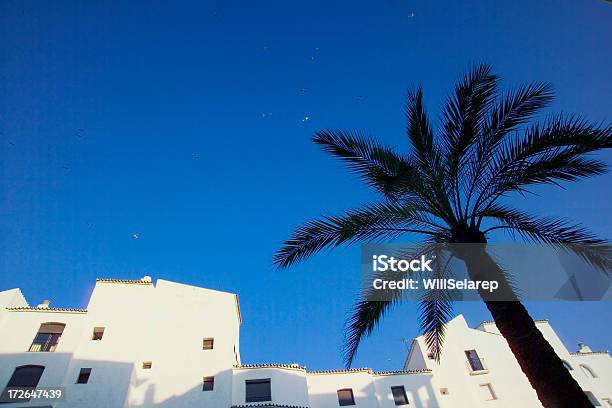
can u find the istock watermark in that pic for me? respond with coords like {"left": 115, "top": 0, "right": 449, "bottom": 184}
{"left": 361, "top": 243, "right": 611, "bottom": 302}
{"left": 371, "top": 254, "right": 433, "bottom": 272}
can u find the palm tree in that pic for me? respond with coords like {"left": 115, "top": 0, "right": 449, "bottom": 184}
{"left": 273, "top": 64, "right": 611, "bottom": 407}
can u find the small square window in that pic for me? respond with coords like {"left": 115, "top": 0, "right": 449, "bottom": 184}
{"left": 203, "top": 376, "right": 214, "bottom": 391}
{"left": 92, "top": 327, "right": 105, "bottom": 341}
{"left": 391, "top": 386, "right": 409, "bottom": 405}
{"left": 337, "top": 388, "right": 356, "bottom": 406}
{"left": 142, "top": 361, "right": 152, "bottom": 369}
{"left": 76, "top": 368, "right": 92, "bottom": 384}
{"left": 203, "top": 338, "right": 214, "bottom": 350}
{"left": 440, "top": 388, "right": 450, "bottom": 395}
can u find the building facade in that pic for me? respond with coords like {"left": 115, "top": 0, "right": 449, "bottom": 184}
{"left": 0, "top": 277, "right": 610, "bottom": 408}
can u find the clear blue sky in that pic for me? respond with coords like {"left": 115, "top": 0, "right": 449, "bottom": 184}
{"left": 1, "top": 0, "right": 610, "bottom": 371}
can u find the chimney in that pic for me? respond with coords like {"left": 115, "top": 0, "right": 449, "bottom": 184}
{"left": 578, "top": 342, "right": 592, "bottom": 353}
{"left": 37, "top": 300, "right": 51, "bottom": 309}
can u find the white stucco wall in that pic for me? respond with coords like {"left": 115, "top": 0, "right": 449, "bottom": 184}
{"left": 0, "top": 278, "right": 610, "bottom": 408}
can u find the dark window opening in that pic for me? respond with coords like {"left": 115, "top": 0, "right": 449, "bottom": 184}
{"left": 2, "top": 365, "right": 45, "bottom": 402}
{"left": 465, "top": 349, "right": 485, "bottom": 371}
{"left": 142, "top": 361, "right": 152, "bottom": 369}
{"left": 337, "top": 388, "right": 356, "bottom": 406}
{"left": 28, "top": 323, "right": 65, "bottom": 352}
{"left": 245, "top": 378, "right": 271, "bottom": 403}
{"left": 203, "top": 338, "right": 214, "bottom": 350}
{"left": 391, "top": 386, "right": 409, "bottom": 405}
{"left": 76, "top": 368, "right": 91, "bottom": 384}
{"left": 202, "top": 376, "right": 214, "bottom": 391}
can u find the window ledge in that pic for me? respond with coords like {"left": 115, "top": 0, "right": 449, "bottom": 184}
{"left": 470, "top": 369, "right": 489, "bottom": 376}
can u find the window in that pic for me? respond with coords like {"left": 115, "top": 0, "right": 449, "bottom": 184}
{"left": 2, "top": 365, "right": 45, "bottom": 402}
{"left": 28, "top": 323, "right": 65, "bottom": 352}
{"left": 92, "top": 327, "right": 105, "bottom": 341}
{"left": 584, "top": 391, "right": 601, "bottom": 406}
{"left": 391, "top": 386, "right": 409, "bottom": 405}
{"left": 337, "top": 389, "right": 356, "bottom": 406}
{"left": 440, "top": 388, "right": 450, "bottom": 395}
{"left": 76, "top": 368, "right": 91, "bottom": 384}
{"left": 580, "top": 364, "right": 598, "bottom": 378}
{"left": 142, "top": 361, "right": 152, "bottom": 369}
{"left": 478, "top": 383, "right": 497, "bottom": 401}
{"left": 202, "top": 376, "right": 214, "bottom": 391}
{"left": 203, "top": 338, "right": 214, "bottom": 350}
{"left": 6, "top": 365, "right": 45, "bottom": 387}
{"left": 465, "top": 349, "right": 485, "bottom": 372}
{"left": 245, "top": 379, "right": 271, "bottom": 403}
{"left": 562, "top": 360, "right": 573, "bottom": 371}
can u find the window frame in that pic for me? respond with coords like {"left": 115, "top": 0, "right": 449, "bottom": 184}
{"left": 28, "top": 323, "right": 66, "bottom": 352}
{"left": 202, "top": 376, "right": 214, "bottom": 391}
{"left": 91, "top": 327, "right": 105, "bottom": 341}
{"left": 478, "top": 383, "right": 497, "bottom": 401}
{"left": 245, "top": 378, "right": 271, "bottom": 403}
{"left": 391, "top": 385, "right": 409, "bottom": 405}
{"left": 337, "top": 388, "right": 356, "bottom": 406}
{"left": 76, "top": 368, "right": 92, "bottom": 384}
{"left": 2, "top": 365, "right": 45, "bottom": 402}
{"left": 202, "top": 337, "right": 214, "bottom": 350}
{"left": 465, "top": 349, "right": 486, "bottom": 372}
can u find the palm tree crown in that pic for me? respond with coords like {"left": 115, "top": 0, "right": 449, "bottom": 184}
{"left": 273, "top": 64, "right": 611, "bottom": 367}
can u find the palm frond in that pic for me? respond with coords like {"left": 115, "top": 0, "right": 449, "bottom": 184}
{"left": 343, "top": 299, "right": 395, "bottom": 368}
{"left": 418, "top": 249, "right": 454, "bottom": 362}
{"left": 406, "top": 86, "right": 439, "bottom": 170}
{"left": 480, "top": 205, "right": 611, "bottom": 271}
{"left": 313, "top": 130, "right": 419, "bottom": 200}
{"left": 473, "top": 116, "right": 612, "bottom": 213}
{"left": 464, "top": 82, "right": 554, "bottom": 220}
{"left": 343, "top": 243, "right": 439, "bottom": 366}
{"left": 442, "top": 63, "right": 499, "bottom": 220}
{"left": 405, "top": 87, "right": 455, "bottom": 225}
{"left": 273, "top": 202, "right": 449, "bottom": 269}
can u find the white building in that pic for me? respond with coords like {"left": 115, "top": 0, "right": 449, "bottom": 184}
{"left": 0, "top": 277, "right": 610, "bottom": 408}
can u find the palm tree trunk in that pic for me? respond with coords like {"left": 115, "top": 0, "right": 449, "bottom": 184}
{"left": 462, "top": 247, "right": 593, "bottom": 408}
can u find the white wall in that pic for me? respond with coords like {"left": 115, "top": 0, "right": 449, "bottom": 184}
{"left": 0, "top": 278, "right": 610, "bottom": 408}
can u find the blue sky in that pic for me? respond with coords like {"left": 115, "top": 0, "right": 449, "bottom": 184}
{"left": 0, "top": 0, "right": 610, "bottom": 370}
